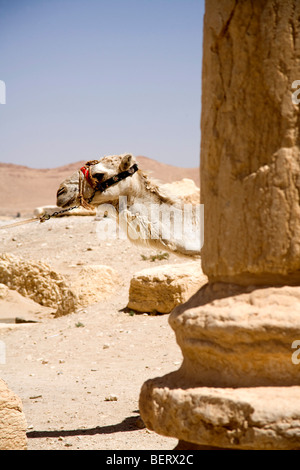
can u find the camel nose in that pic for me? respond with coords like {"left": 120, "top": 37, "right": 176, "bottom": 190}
{"left": 57, "top": 186, "right": 66, "bottom": 197}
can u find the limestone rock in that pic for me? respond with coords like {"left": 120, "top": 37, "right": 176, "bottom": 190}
{"left": 127, "top": 262, "right": 206, "bottom": 314}
{"left": 200, "top": 0, "right": 300, "bottom": 284}
{"left": 69, "top": 265, "right": 120, "bottom": 306}
{"left": 140, "top": 382, "right": 300, "bottom": 450}
{"left": 139, "top": 283, "right": 300, "bottom": 448}
{"left": 169, "top": 283, "right": 300, "bottom": 387}
{"left": 0, "top": 283, "right": 9, "bottom": 299}
{"left": 163, "top": 179, "right": 200, "bottom": 205}
{"left": 0, "top": 378, "right": 27, "bottom": 450}
{"left": 0, "top": 253, "right": 78, "bottom": 316}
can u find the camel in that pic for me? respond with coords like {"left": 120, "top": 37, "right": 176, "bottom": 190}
{"left": 56, "top": 154, "right": 202, "bottom": 256}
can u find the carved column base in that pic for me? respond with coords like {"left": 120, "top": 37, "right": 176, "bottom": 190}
{"left": 139, "top": 284, "right": 300, "bottom": 450}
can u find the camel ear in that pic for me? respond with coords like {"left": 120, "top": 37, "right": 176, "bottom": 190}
{"left": 119, "top": 154, "right": 134, "bottom": 172}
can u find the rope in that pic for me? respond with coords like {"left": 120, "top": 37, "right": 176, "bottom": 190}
{"left": 0, "top": 217, "right": 41, "bottom": 230}
{"left": 0, "top": 205, "right": 81, "bottom": 230}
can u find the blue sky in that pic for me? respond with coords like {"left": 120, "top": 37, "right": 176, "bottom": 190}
{"left": 0, "top": 0, "right": 204, "bottom": 169}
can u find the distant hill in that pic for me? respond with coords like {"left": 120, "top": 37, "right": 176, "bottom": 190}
{"left": 0, "top": 156, "right": 199, "bottom": 217}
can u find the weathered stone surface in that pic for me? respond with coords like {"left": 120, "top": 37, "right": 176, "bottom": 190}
{"left": 169, "top": 283, "right": 300, "bottom": 387}
{"left": 0, "top": 378, "right": 27, "bottom": 450}
{"left": 139, "top": 283, "right": 300, "bottom": 448}
{"left": 200, "top": 0, "right": 300, "bottom": 284}
{"left": 163, "top": 179, "right": 200, "bottom": 205}
{"left": 69, "top": 265, "right": 120, "bottom": 306}
{"left": 140, "top": 382, "right": 300, "bottom": 450}
{"left": 0, "top": 283, "right": 9, "bottom": 299}
{"left": 0, "top": 253, "right": 78, "bottom": 316}
{"left": 127, "top": 262, "right": 206, "bottom": 314}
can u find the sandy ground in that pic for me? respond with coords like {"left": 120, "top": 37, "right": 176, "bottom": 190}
{"left": 0, "top": 214, "right": 196, "bottom": 450}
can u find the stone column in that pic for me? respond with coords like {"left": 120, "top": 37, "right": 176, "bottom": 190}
{"left": 201, "top": 0, "right": 300, "bottom": 285}
{"left": 139, "top": 0, "right": 300, "bottom": 450}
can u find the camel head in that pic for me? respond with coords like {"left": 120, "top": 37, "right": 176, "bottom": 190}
{"left": 56, "top": 153, "right": 138, "bottom": 209}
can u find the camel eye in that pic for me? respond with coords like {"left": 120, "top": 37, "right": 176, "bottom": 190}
{"left": 94, "top": 173, "right": 105, "bottom": 181}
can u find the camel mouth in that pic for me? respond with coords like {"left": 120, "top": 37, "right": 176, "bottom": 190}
{"left": 57, "top": 195, "right": 77, "bottom": 209}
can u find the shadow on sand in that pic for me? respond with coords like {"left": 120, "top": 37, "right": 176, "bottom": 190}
{"left": 27, "top": 415, "right": 144, "bottom": 439}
